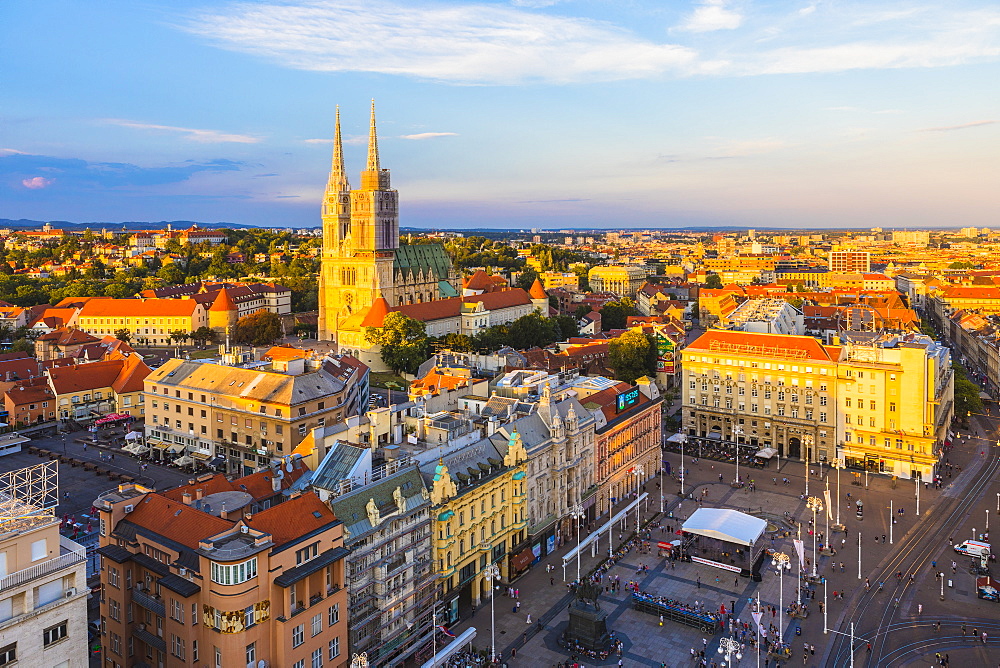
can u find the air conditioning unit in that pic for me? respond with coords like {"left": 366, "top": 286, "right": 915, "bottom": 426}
{"left": 124, "top": 504, "right": 134, "bottom": 513}
{"left": 179, "top": 567, "right": 187, "bottom": 577}
{"left": 65, "top": 588, "right": 77, "bottom": 598}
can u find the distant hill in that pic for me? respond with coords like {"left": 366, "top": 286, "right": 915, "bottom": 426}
{"left": 0, "top": 218, "right": 263, "bottom": 231}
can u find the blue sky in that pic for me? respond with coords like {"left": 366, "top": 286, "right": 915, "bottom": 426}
{"left": 2, "top": 0, "right": 999, "bottom": 229}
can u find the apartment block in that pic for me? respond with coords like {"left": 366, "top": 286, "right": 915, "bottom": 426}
{"left": 94, "top": 479, "right": 349, "bottom": 668}
{"left": 143, "top": 354, "right": 368, "bottom": 476}
{"left": 0, "top": 463, "right": 89, "bottom": 668}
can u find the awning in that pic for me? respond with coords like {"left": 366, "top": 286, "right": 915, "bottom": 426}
{"left": 980, "top": 391, "right": 992, "bottom": 400}
{"left": 152, "top": 441, "right": 170, "bottom": 450}
{"left": 511, "top": 547, "right": 535, "bottom": 571}
{"left": 755, "top": 447, "right": 778, "bottom": 459}
{"left": 173, "top": 455, "right": 195, "bottom": 467}
{"left": 209, "top": 456, "right": 226, "bottom": 468}
{"left": 682, "top": 508, "right": 767, "bottom": 547}
{"left": 189, "top": 451, "right": 211, "bottom": 461}
{"left": 666, "top": 433, "right": 687, "bottom": 444}
{"left": 166, "top": 443, "right": 186, "bottom": 454}
{"left": 131, "top": 446, "right": 149, "bottom": 455}
{"left": 125, "top": 430, "right": 144, "bottom": 440}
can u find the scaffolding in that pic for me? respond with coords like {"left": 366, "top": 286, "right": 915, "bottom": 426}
{"left": 0, "top": 461, "right": 59, "bottom": 535}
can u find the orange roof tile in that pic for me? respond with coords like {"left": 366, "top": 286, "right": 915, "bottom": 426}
{"left": 209, "top": 286, "right": 237, "bottom": 312}
{"left": 464, "top": 269, "right": 493, "bottom": 291}
{"left": 361, "top": 295, "right": 391, "bottom": 328}
{"left": 124, "top": 494, "right": 232, "bottom": 550}
{"left": 686, "top": 330, "right": 836, "bottom": 362}
{"left": 78, "top": 299, "right": 200, "bottom": 318}
{"left": 246, "top": 493, "right": 337, "bottom": 547}
{"left": 529, "top": 278, "right": 548, "bottom": 299}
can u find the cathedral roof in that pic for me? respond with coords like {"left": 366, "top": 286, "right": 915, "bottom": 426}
{"left": 394, "top": 243, "right": 453, "bottom": 282}
{"left": 529, "top": 278, "right": 548, "bottom": 300}
{"left": 361, "top": 295, "right": 391, "bottom": 328}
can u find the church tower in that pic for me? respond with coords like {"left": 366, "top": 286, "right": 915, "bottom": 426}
{"left": 319, "top": 101, "right": 399, "bottom": 341}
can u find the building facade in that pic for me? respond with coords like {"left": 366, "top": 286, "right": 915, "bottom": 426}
{"left": 94, "top": 482, "right": 349, "bottom": 668}
{"left": 828, "top": 251, "right": 871, "bottom": 274}
{"left": 0, "top": 463, "right": 89, "bottom": 668}
{"left": 680, "top": 329, "right": 953, "bottom": 479}
{"left": 75, "top": 299, "right": 209, "bottom": 346}
{"left": 423, "top": 430, "right": 528, "bottom": 623}
{"left": 143, "top": 354, "right": 368, "bottom": 475}
{"left": 587, "top": 266, "right": 648, "bottom": 298}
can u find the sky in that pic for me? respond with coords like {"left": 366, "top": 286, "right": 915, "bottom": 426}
{"left": 2, "top": 0, "right": 999, "bottom": 230}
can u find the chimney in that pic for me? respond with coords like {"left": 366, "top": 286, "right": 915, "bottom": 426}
{"left": 220, "top": 502, "right": 229, "bottom": 521}
{"left": 271, "top": 476, "right": 281, "bottom": 493}
{"left": 182, "top": 491, "right": 192, "bottom": 506}
{"left": 195, "top": 488, "right": 204, "bottom": 501}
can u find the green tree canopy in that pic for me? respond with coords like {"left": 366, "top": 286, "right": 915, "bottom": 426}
{"left": 365, "top": 312, "right": 430, "bottom": 375}
{"left": 114, "top": 328, "right": 132, "bottom": 343}
{"left": 599, "top": 298, "right": 638, "bottom": 331}
{"left": 607, "top": 330, "right": 658, "bottom": 384}
{"left": 703, "top": 273, "right": 724, "bottom": 289}
{"left": 233, "top": 310, "right": 282, "bottom": 346}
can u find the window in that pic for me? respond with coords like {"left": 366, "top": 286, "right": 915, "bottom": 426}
{"left": 210, "top": 557, "right": 257, "bottom": 585}
{"left": 296, "top": 543, "right": 319, "bottom": 565}
{"left": 312, "top": 647, "right": 323, "bottom": 668}
{"left": 294, "top": 661, "right": 305, "bottom": 668}
{"left": 171, "top": 635, "right": 185, "bottom": 660}
{"left": 0, "top": 643, "right": 15, "bottom": 666}
{"left": 171, "top": 599, "right": 184, "bottom": 623}
{"left": 311, "top": 613, "right": 322, "bottom": 637}
{"left": 328, "top": 637, "right": 341, "bottom": 660}
{"left": 820, "top": 396, "right": 827, "bottom": 406}
{"left": 110, "top": 632, "right": 121, "bottom": 655}
{"left": 298, "top": 424, "right": 308, "bottom": 436}
{"left": 43, "top": 621, "right": 68, "bottom": 646}
{"left": 246, "top": 642, "right": 256, "bottom": 665}
{"left": 328, "top": 603, "right": 340, "bottom": 626}
{"left": 31, "top": 538, "right": 47, "bottom": 561}
{"left": 845, "top": 398, "right": 852, "bottom": 408}
{"left": 292, "top": 624, "right": 304, "bottom": 648}
{"left": 109, "top": 598, "right": 121, "bottom": 621}
{"left": 889, "top": 402, "right": 896, "bottom": 412}
{"left": 108, "top": 566, "right": 119, "bottom": 588}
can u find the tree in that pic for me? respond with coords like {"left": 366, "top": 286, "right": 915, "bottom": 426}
{"left": 10, "top": 338, "right": 34, "bottom": 354}
{"left": 435, "top": 332, "right": 473, "bottom": 352}
{"left": 703, "top": 273, "right": 724, "bottom": 289}
{"left": 114, "top": 328, "right": 132, "bottom": 343}
{"left": 607, "top": 330, "right": 658, "bottom": 384}
{"left": 552, "top": 314, "right": 579, "bottom": 340}
{"left": 574, "top": 304, "right": 591, "bottom": 319}
{"left": 599, "top": 298, "right": 638, "bottom": 331}
{"left": 515, "top": 268, "right": 539, "bottom": 291}
{"left": 233, "top": 310, "right": 282, "bottom": 346}
{"left": 365, "top": 312, "right": 429, "bottom": 375}
{"left": 506, "top": 312, "right": 559, "bottom": 350}
{"left": 191, "top": 326, "right": 217, "bottom": 347}
{"left": 952, "top": 363, "right": 983, "bottom": 422}
{"left": 169, "top": 330, "right": 190, "bottom": 345}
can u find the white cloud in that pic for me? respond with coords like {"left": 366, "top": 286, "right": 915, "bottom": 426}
{"left": 1, "top": 148, "right": 27, "bottom": 155}
{"left": 918, "top": 120, "right": 996, "bottom": 132}
{"left": 401, "top": 132, "right": 458, "bottom": 140}
{"left": 677, "top": 0, "right": 744, "bottom": 33}
{"left": 304, "top": 138, "right": 333, "bottom": 144}
{"left": 179, "top": 1, "right": 1000, "bottom": 84}
{"left": 22, "top": 176, "right": 53, "bottom": 189}
{"left": 106, "top": 119, "right": 260, "bottom": 143}
{"left": 181, "top": 1, "right": 698, "bottom": 85}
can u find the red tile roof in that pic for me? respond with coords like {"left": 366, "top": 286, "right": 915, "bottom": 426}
{"left": 246, "top": 493, "right": 337, "bottom": 547}
{"left": 361, "top": 295, "right": 391, "bottom": 328}
{"left": 529, "top": 278, "right": 548, "bottom": 300}
{"left": 686, "top": 330, "right": 837, "bottom": 362}
{"left": 125, "top": 494, "right": 232, "bottom": 549}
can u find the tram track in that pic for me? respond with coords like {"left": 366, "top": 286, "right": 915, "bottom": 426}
{"left": 826, "top": 439, "right": 1000, "bottom": 666}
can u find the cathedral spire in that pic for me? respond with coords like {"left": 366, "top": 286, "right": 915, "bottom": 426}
{"left": 326, "top": 106, "right": 349, "bottom": 196}
{"left": 366, "top": 98, "right": 380, "bottom": 173}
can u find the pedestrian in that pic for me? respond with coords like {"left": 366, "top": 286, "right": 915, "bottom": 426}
{"left": 810, "top": 644, "right": 815, "bottom": 655}
{"left": 962, "top": 623, "right": 967, "bottom": 636}
{"left": 840, "top": 562, "right": 845, "bottom": 573}
{"left": 983, "top": 631, "right": 988, "bottom": 644}
{"left": 697, "top": 576, "right": 701, "bottom": 589}
{"left": 526, "top": 614, "right": 531, "bottom": 624}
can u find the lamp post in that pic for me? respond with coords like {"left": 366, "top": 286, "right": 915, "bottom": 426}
{"left": 679, "top": 433, "right": 687, "bottom": 496}
{"left": 569, "top": 504, "right": 584, "bottom": 584}
{"left": 772, "top": 552, "right": 791, "bottom": 643}
{"left": 718, "top": 636, "right": 742, "bottom": 667}
{"left": 350, "top": 653, "right": 368, "bottom": 668}
{"left": 820, "top": 480, "right": 833, "bottom": 555}
{"left": 734, "top": 426, "right": 743, "bottom": 486}
{"left": 633, "top": 464, "right": 645, "bottom": 532}
{"left": 483, "top": 563, "right": 500, "bottom": 664}
{"left": 916, "top": 474, "right": 920, "bottom": 515}
{"left": 804, "top": 435, "right": 813, "bottom": 498}
{"left": 889, "top": 500, "right": 893, "bottom": 545}
{"left": 807, "top": 496, "right": 823, "bottom": 577}
{"left": 832, "top": 458, "right": 845, "bottom": 531}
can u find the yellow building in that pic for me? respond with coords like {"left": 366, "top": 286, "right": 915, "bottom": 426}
{"left": 541, "top": 271, "right": 580, "bottom": 290}
{"left": 423, "top": 431, "right": 528, "bottom": 623}
{"left": 680, "top": 330, "right": 952, "bottom": 479}
{"left": 74, "top": 298, "right": 209, "bottom": 346}
{"left": 587, "top": 265, "right": 648, "bottom": 298}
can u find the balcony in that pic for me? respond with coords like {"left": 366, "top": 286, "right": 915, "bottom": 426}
{"left": 0, "top": 535, "right": 86, "bottom": 593}
{"left": 131, "top": 587, "right": 166, "bottom": 617}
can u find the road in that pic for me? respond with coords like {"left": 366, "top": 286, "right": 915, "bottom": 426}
{"left": 826, "top": 412, "right": 1000, "bottom": 666}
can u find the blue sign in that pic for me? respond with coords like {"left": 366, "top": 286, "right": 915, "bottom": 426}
{"left": 616, "top": 388, "right": 641, "bottom": 412}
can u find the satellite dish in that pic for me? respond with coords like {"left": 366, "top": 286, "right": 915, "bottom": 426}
{"left": 286, "top": 460, "right": 294, "bottom": 473}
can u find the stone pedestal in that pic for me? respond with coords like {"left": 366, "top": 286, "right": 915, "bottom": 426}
{"left": 566, "top": 605, "right": 613, "bottom": 652}
{"left": 831, "top": 523, "right": 847, "bottom": 533}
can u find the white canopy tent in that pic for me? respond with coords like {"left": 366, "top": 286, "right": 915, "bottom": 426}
{"left": 682, "top": 508, "right": 766, "bottom": 547}
{"left": 754, "top": 447, "right": 778, "bottom": 459}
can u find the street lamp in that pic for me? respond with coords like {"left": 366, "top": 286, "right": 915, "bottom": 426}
{"left": 806, "top": 496, "right": 823, "bottom": 577}
{"left": 350, "top": 653, "right": 368, "bottom": 668}
{"left": 633, "top": 464, "right": 645, "bottom": 532}
{"left": 679, "top": 433, "right": 687, "bottom": 496}
{"left": 804, "top": 435, "right": 813, "bottom": 497}
{"left": 733, "top": 426, "right": 743, "bottom": 486}
{"left": 569, "top": 505, "right": 584, "bottom": 584}
{"left": 832, "top": 458, "right": 845, "bottom": 531}
{"left": 483, "top": 563, "right": 500, "bottom": 663}
{"left": 771, "top": 552, "right": 791, "bottom": 643}
{"left": 718, "top": 636, "right": 742, "bottom": 667}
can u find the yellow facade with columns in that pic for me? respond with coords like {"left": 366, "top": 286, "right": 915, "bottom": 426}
{"left": 425, "top": 432, "right": 528, "bottom": 623}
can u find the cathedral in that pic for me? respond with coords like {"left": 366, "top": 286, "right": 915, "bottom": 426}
{"left": 318, "top": 102, "right": 460, "bottom": 361}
